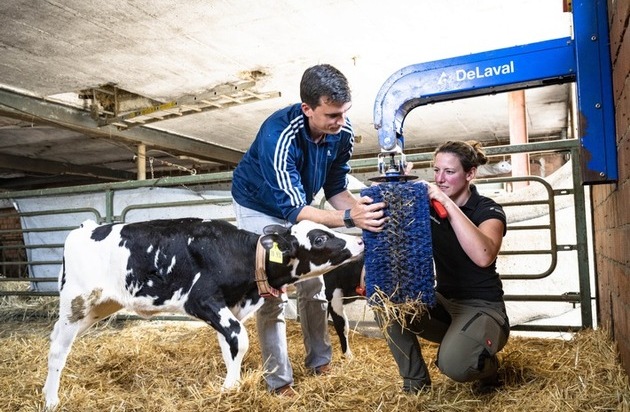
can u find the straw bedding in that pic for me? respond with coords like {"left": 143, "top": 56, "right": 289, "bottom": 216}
{"left": 0, "top": 295, "right": 628, "bottom": 412}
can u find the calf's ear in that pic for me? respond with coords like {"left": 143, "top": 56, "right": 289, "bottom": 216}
{"left": 262, "top": 224, "right": 289, "bottom": 236}
{"left": 259, "top": 235, "right": 275, "bottom": 249}
{"left": 259, "top": 234, "right": 294, "bottom": 255}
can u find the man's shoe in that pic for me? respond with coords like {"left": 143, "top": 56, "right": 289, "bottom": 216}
{"left": 313, "top": 363, "right": 331, "bottom": 375}
{"left": 273, "top": 384, "right": 297, "bottom": 397}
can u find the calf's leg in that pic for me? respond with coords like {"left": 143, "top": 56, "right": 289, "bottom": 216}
{"left": 216, "top": 324, "right": 249, "bottom": 389}
{"left": 43, "top": 300, "right": 121, "bottom": 410}
{"left": 328, "top": 290, "right": 353, "bottom": 359}
{"left": 193, "top": 304, "right": 249, "bottom": 390}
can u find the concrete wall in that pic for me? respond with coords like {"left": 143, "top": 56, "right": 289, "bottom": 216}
{"left": 593, "top": 0, "right": 630, "bottom": 376}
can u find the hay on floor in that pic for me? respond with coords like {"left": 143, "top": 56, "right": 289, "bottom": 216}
{"left": 0, "top": 297, "right": 629, "bottom": 412}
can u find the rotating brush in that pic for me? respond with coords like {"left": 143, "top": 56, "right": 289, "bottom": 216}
{"left": 361, "top": 181, "right": 437, "bottom": 308}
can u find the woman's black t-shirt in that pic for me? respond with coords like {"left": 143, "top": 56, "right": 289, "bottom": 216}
{"left": 430, "top": 185, "right": 507, "bottom": 302}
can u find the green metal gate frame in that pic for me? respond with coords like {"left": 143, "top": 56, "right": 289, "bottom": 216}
{"left": 0, "top": 139, "right": 592, "bottom": 332}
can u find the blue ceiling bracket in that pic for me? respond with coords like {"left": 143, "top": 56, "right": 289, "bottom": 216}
{"left": 373, "top": 0, "right": 617, "bottom": 184}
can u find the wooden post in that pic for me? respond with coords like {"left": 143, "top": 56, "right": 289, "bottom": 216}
{"left": 508, "top": 90, "right": 529, "bottom": 190}
{"left": 137, "top": 144, "right": 146, "bottom": 180}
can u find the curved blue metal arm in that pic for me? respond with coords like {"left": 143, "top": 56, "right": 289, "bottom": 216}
{"left": 373, "top": 37, "right": 576, "bottom": 152}
{"left": 372, "top": 0, "right": 616, "bottom": 184}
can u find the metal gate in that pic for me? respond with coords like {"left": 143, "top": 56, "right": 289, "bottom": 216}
{"left": 0, "top": 139, "right": 593, "bottom": 332}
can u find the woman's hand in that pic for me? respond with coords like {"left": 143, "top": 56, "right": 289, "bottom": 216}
{"left": 420, "top": 180, "right": 450, "bottom": 218}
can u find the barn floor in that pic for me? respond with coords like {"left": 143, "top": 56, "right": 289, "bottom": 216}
{"left": 0, "top": 297, "right": 629, "bottom": 412}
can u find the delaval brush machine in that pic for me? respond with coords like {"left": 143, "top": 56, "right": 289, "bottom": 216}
{"left": 361, "top": 0, "right": 617, "bottom": 311}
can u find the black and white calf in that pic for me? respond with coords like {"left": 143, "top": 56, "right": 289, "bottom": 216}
{"left": 323, "top": 257, "right": 365, "bottom": 359}
{"left": 43, "top": 218, "right": 363, "bottom": 410}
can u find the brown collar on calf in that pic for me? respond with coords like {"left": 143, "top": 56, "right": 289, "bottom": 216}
{"left": 255, "top": 236, "right": 284, "bottom": 298}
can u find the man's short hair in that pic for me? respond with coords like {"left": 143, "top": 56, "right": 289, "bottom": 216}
{"left": 300, "top": 64, "right": 351, "bottom": 108}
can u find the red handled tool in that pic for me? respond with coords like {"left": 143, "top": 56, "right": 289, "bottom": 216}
{"left": 431, "top": 199, "right": 448, "bottom": 218}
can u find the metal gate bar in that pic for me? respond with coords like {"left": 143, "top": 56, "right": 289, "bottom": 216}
{"left": 0, "top": 140, "right": 593, "bottom": 332}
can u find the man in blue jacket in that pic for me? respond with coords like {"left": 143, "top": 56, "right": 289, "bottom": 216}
{"left": 232, "top": 64, "right": 386, "bottom": 395}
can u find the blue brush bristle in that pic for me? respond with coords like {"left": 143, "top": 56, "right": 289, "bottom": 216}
{"left": 361, "top": 182, "right": 436, "bottom": 307}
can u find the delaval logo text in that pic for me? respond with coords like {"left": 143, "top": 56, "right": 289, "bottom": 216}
{"left": 438, "top": 60, "right": 516, "bottom": 85}
{"left": 455, "top": 60, "right": 515, "bottom": 81}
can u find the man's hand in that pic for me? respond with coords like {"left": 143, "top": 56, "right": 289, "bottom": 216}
{"left": 349, "top": 196, "right": 387, "bottom": 232}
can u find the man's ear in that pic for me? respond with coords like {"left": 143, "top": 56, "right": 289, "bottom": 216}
{"left": 301, "top": 102, "right": 313, "bottom": 117}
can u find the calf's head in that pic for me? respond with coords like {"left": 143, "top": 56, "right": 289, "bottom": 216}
{"left": 259, "top": 220, "right": 363, "bottom": 288}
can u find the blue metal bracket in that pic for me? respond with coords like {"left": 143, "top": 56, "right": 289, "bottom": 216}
{"left": 373, "top": 0, "right": 617, "bottom": 184}
{"left": 573, "top": 0, "right": 616, "bottom": 183}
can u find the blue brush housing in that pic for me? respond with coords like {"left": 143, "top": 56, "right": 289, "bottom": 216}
{"left": 361, "top": 182, "right": 436, "bottom": 307}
